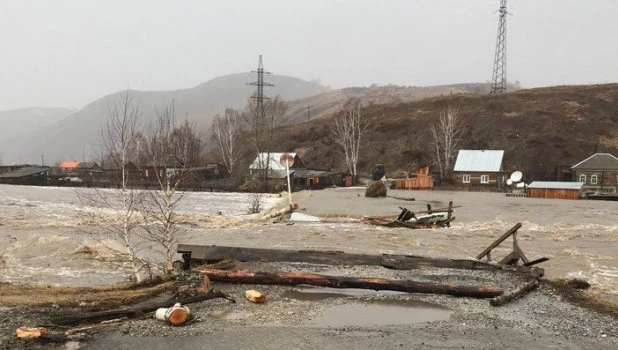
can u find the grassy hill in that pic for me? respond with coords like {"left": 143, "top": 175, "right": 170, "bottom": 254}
{"left": 275, "top": 83, "right": 618, "bottom": 181}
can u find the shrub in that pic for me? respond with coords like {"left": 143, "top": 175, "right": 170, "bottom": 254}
{"left": 365, "top": 181, "right": 387, "bottom": 197}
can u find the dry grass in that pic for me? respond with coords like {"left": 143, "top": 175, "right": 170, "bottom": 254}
{"left": 544, "top": 278, "right": 618, "bottom": 317}
{"left": 0, "top": 279, "right": 173, "bottom": 307}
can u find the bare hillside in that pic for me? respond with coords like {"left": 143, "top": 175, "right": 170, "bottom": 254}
{"left": 285, "top": 82, "right": 520, "bottom": 124}
{"left": 277, "top": 83, "right": 618, "bottom": 180}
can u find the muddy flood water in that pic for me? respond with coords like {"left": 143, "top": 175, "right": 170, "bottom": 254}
{"left": 0, "top": 184, "right": 616, "bottom": 304}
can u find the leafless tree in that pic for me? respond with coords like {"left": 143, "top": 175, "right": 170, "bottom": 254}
{"left": 142, "top": 103, "right": 202, "bottom": 276}
{"left": 243, "top": 95, "right": 288, "bottom": 190}
{"left": 211, "top": 108, "right": 243, "bottom": 174}
{"left": 331, "top": 98, "right": 370, "bottom": 181}
{"left": 430, "top": 108, "right": 465, "bottom": 182}
{"left": 79, "top": 91, "right": 148, "bottom": 282}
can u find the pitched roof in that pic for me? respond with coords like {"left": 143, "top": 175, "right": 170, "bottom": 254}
{"left": 76, "top": 162, "right": 99, "bottom": 169}
{"left": 249, "top": 152, "right": 298, "bottom": 171}
{"left": 527, "top": 181, "right": 584, "bottom": 190}
{"left": 571, "top": 153, "right": 618, "bottom": 170}
{"left": 453, "top": 150, "right": 504, "bottom": 172}
{"left": 58, "top": 161, "right": 79, "bottom": 168}
{"left": 291, "top": 169, "right": 336, "bottom": 178}
{"left": 0, "top": 166, "right": 50, "bottom": 178}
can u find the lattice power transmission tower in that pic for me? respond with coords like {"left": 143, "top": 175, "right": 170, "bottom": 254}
{"left": 248, "top": 55, "right": 274, "bottom": 117}
{"left": 490, "top": 0, "right": 508, "bottom": 94}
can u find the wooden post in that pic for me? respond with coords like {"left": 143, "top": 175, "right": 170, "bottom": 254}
{"left": 476, "top": 223, "right": 522, "bottom": 261}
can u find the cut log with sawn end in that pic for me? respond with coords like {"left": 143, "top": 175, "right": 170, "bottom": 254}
{"left": 52, "top": 290, "right": 235, "bottom": 326}
{"left": 195, "top": 268, "right": 504, "bottom": 299}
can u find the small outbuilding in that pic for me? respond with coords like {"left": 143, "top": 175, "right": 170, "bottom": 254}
{"left": 394, "top": 166, "right": 433, "bottom": 190}
{"left": 526, "top": 181, "right": 583, "bottom": 200}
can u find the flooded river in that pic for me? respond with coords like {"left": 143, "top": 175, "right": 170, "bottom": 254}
{"left": 0, "top": 185, "right": 616, "bottom": 303}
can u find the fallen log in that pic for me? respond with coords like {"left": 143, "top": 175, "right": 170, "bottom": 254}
{"left": 177, "top": 245, "right": 540, "bottom": 275}
{"left": 490, "top": 280, "right": 539, "bottom": 306}
{"left": 52, "top": 290, "right": 235, "bottom": 326}
{"left": 196, "top": 268, "right": 504, "bottom": 299}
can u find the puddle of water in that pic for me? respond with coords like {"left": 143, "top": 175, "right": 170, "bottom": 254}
{"left": 308, "top": 299, "right": 452, "bottom": 327}
{"left": 282, "top": 288, "right": 406, "bottom": 301}
{"left": 283, "top": 288, "right": 453, "bottom": 327}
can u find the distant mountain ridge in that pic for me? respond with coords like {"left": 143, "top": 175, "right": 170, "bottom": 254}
{"left": 0, "top": 73, "right": 328, "bottom": 164}
{"left": 0, "top": 73, "right": 522, "bottom": 166}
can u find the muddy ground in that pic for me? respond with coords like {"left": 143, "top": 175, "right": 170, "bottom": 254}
{"left": 0, "top": 185, "right": 617, "bottom": 349}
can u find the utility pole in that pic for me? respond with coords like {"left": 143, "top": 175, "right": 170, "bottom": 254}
{"left": 247, "top": 55, "right": 275, "bottom": 190}
{"left": 248, "top": 55, "right": 274, "bottom": 119}
{"left": 307, "top": 106, "right": 311, "bottom": 122}
{"left": 490, "top": 0, "right": 508, "bottom": 94}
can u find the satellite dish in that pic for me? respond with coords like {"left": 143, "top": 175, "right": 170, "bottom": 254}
{"left": 510, "top": 171, "right": 523, "bottom": 182}
{"left": 506, "top": 179, "right": 513, "bottom": 185}
{"left": 516, "top": 182, "right": 525, "bottom": 188}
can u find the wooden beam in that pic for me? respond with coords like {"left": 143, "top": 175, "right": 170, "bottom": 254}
{"left": 476, "top": 223, "right": 522, "bottom": 260}
{"left": 196, "top": 268, "right": 504, "bottom": 299}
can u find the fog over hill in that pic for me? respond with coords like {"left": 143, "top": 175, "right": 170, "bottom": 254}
{"left": 0, "top": 73, "right": 327, "bottom": 164}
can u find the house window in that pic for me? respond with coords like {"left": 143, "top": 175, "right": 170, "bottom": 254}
{"left": 590, "top": 174, "right": 598, "bottom": 185}
{"left": 480, "top": 175, "right": 489, "bottom": 184}
{"left": 462, "top": 174, "right": 471, "bottom": 183}
{"left": 578, "top": 174, "right": 586, "bottom": 183}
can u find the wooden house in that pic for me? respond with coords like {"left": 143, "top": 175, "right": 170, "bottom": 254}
{"left": 453, "top": 150, "right": 506, "bottom": 187}
{"left": 56, "top": 160, "right": 80, "bottom": 176}
{"left": 249, "top": 152, "right": 305, "bottom": 179}
{"left": 290, "top": 169, "right": 343, "bottom": 189}
{"left": 526, "top": 181, "right": 583, "bottom": 200}
{"left": 0, "top": 166, "right": 50, "bottom": 185}
{"left": 75, "top": 162, "right": 103, "bottom": 180}
{"left": 571, "top": 153, "right": 618, "bottom": 193}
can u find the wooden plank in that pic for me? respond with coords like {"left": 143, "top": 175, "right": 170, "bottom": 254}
{"left": 476, "top": 223, "right": 522, "bottom": 260}
{"left": 523, "top": 257, "right": 550, "bottom": 266}
{"left": 178, "top": 245, "right": 538, "bottom": 274}
{"left": 178, "top": 244, "right": 382, "bottom": 265}
{"left": 196, "top": 268, "right": 504, "bottom": 299}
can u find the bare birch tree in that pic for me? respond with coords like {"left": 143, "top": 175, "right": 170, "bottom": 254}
{"left": 331, "top": 98, "right": 370, "bottom": 182}
{"left": 430, "top": 108, "right": 465, "bottom": 182}
{"left": 211, "top": 108, "right": 243, "bottom": 174}
{"left": 243, "top": 95, "right": 288, "bottom": 190}
{"left": 79, "top": 91, "right": 147, "bottom": 282}
{"left": 142, "top": 104, "right": 202, "bottom": 276}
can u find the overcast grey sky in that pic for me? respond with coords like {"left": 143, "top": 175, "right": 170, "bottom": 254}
{"left": 1, "top": 0, "right": 616, "bottom": 111}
